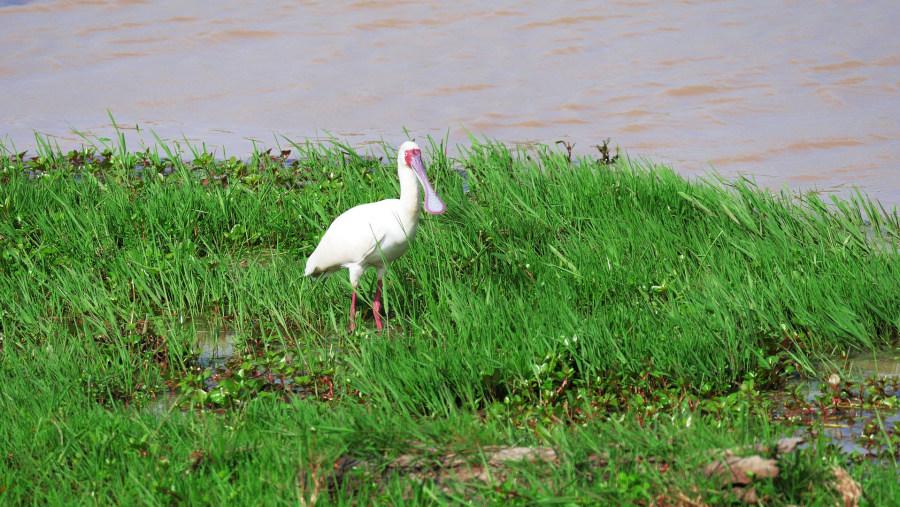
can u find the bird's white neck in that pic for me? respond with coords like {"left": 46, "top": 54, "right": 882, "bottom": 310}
{"left": 398, "top": 165, "right": 422, "bottom": 221}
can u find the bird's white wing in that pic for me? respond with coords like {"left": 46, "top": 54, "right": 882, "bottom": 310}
{"left": 304, "top": 200, "right": 400, "bottom": 276}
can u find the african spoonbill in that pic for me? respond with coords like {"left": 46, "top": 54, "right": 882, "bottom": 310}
{"left": 304, "top": 141, "right": 446, "bottom": 331}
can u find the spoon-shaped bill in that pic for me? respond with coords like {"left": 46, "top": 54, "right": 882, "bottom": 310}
{"left": 409, "top": 153, "right": 446, "bottom": 215}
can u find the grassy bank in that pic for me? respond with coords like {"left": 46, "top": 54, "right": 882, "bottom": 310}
{"left": 1, "top": 132, "right": 899, "bottom": 504}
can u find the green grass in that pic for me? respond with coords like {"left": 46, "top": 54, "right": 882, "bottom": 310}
{"left": 1, "top": 129, "right": 899, "bottom": 504}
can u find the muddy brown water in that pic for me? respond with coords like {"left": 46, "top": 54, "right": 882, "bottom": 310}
{"left": 2, "top": 1, "right": 899, "bottom": 204}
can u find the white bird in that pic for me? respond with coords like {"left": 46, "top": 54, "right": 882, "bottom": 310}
{"left": 304, "top": 141, "right": 446, "bottom": 331}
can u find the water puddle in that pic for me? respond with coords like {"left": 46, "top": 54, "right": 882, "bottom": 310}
{"left": 771, "top": 353, "right": 900, "bottom": 460}
{"left": 195, "top": 324, "right": 235, "bottom": 369}
{"left": 844, "top": 355, "right": 900, "bottom": 377}
{"left": 146, "top": 321, "right": 341, "bottom": 415}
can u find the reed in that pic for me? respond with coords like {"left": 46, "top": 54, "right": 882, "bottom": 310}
{"left": 1, "top": 131, "right": 898, "bottom": 503}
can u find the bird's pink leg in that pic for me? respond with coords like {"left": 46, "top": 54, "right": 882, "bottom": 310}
{"left": 349, "top": 289, "right": 357, "bottom": 332}
{"left": 372, "top": 279, "right": 383, "bottom": 330}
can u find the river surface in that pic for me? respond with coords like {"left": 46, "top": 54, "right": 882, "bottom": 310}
{"left": 2, "top": 0, "right": 899, "bottom": 204}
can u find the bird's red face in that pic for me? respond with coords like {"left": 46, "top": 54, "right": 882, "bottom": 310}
{"left": 404, "top": 146, "right": 446, "bottom": 215}
{"left": 404, "top": 148, "right": 421, "bottom": 168}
